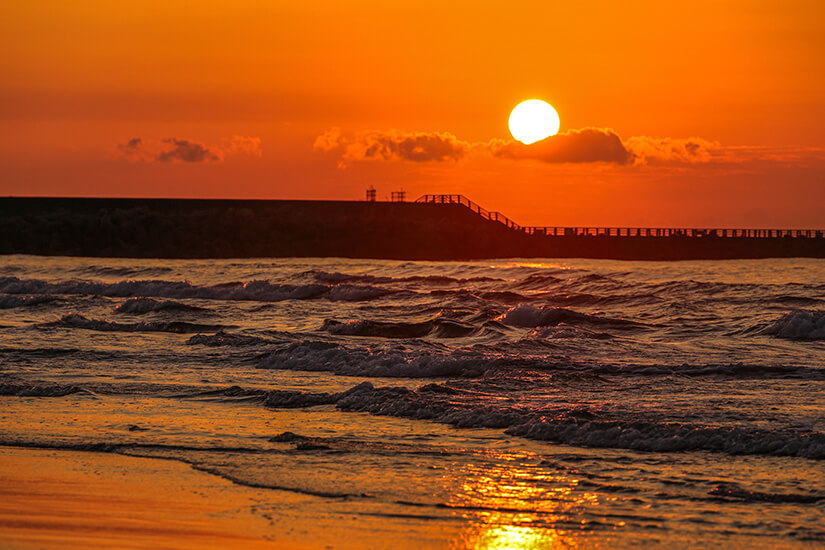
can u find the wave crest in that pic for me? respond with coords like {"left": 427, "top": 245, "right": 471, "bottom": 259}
{"left": 498, "top": 304, "right": 643, "bottom": 329}
{"left": 321, "top": 318, "right": 477, "bottom": 339}
{"left": 762, "top": 310, "right": 825, "bottom": 340}
{"left": 0, "top": 276, "right": 393, "bottom": 303}
{"left": 45, "top": 313, "right": 225, "bottom": 334}
{"left": 115, "top": 297, "right": 207, "bottom": 314}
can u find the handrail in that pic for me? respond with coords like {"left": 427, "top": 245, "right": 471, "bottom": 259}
{"left": 415, "top": 194, "right": 825, "bottom": 239}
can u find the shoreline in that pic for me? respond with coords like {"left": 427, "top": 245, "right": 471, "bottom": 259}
{"left": 0, "top": 446, "right": 306, "bottom": 549}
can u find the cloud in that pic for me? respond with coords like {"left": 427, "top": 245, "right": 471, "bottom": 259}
{"left": 314, "top": 127, "right": 730, "bottom": 168}
{"left": 313, "top": 127, "right": 342, "bottom": 152}
{"left": 491, "top": 128, "right": 631, "bottom": 164}
{"left": 344, "top": 130, "right": 469, "bottom": 163}
{"left": 315, "top": 129, "right": 469, "bottom": 166}
{"left": 156, "top": 138, "right": 221, "bottom": 163}
{"left": 116, "top": 136, "right": 262, "bottom": 163}
{"left": 624, "top": 136, "right": 718, "bottom": 165}
{"left": 220, "top": 135, "right": 263, "bottom": 157}
{"left": 116, "top": 137, "right": 152, "bottom": 161}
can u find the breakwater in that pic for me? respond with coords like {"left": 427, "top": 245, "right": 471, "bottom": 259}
{"left": 1, "top": 196, "right": 823, "bottom": 260}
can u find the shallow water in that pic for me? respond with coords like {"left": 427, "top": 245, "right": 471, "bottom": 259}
{"left": 1, "top": 255, "right": 824, "bottom": 547}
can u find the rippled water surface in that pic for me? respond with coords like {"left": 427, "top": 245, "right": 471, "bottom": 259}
{"left": 1, "top": 255, "right": 824, "bottom": 547}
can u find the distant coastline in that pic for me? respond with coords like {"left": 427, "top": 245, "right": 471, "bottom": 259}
{"left": 2, "top": 197, "right": 824, "bottom": 260}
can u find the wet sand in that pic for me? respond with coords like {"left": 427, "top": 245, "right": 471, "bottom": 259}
{"left": 0, "top": 446, "right": 480, "bottom": 550}
{"left": 0, "top": 447, "right": 301, "bottom": 549}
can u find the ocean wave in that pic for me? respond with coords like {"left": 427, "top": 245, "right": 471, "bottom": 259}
{"left": 0, "top": 294, "right": 58, "bottom": 309}
{"left": 173, "top": 385, "right": 269, "bottom": 402}
{"left": 259, "top": 381, "right": 825, "bottom": 459}
{"left": 0, "top": 347, "right": 81, "bottom": 358}
{"left": 0, "top": 382, "right": 87, "bottom": 397}
{"left": 186, "top": 331, "right": 276, "bottom": 347}
{"left": 259, "top": 341, "right": 503, "bottom": 378}
{"left": 506, "top": 417, "right": 825, "bottom": 459}
{"left": 512, "top": 273, "right": 563, "bottom": 290}
{"left": 761, "top": 310, "right": 825, "bottom": 340}
{"left": 0, "top": 276, "right": 393, "bottom": 303}
{"left": 527, "top": 326, "right": 614, "bottom": 340}
{"left": 321, "top": 318, "right": 478, "bottom": 339}
{"left": 427, "top": 289, "right": 531, "bottom": 304}
{"left": 305, "top": 270, "right": 501, "bottom": 286}
{"left": 0, "top": 381, "right": 84, "bottom": 397}
{"left": 72, "top": 265, "right": 174, "bottom": 278}
{"left": 44, "top": 313, "right": 225, "bottom": 334}
{"left": 114, "top": 297, "right": 208, "bottom": 314}
{"left": 708, "top": 482, "right": 825, "bottom": 504}
{"left": 260, "top": 340, "right": 825, "bottom": 380}
{"left": 325, "top": 284, "right": 392, "bottom": 301}
{"left": 497, "top": 304, "right": 644, "bottom": 329}
{"left": 263, "top": 389, "right": 338, "bottom": 408}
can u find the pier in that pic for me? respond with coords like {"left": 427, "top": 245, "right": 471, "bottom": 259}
{"left": 416, "top": 194, "right": 825, "bottom": 240}
{"left": 1, "top": 196, "right": 824, "bottom": 260}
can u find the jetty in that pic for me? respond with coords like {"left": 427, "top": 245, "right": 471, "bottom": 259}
{"left": 1, "top": 195, "right": 823, "bottom": 260}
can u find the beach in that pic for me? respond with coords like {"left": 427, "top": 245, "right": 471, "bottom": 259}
{"left": 0, "top": 447, "right": 285, "bottom": 549}
{"left": 1, "top": 255, "right": 823, "bottom": 548}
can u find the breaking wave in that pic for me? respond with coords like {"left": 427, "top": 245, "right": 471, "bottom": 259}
{"left": 497, "top": 304, "right": 645, "bottom": 329}
{"left": 761, "top": 310, "right": 825, "bottom": 340}
{"left": 259, "top": 341, "right": 508, "bottom": 378}
{"left": 258, "top": 381, "right": 825, "bottom": 460}
{"left": 257, "top": 340, "right": 825, "bottom": 380}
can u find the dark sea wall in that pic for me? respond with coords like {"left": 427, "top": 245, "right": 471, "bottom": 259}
{"left": 1, "top": 198, "right": 823, "bottom": 260}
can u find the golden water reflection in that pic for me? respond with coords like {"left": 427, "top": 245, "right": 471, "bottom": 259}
{"left": 448, "top": 459, "right": 603, "bottom": 549}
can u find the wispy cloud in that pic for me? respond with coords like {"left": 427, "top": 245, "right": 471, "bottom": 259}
{"left": 315, "top": 128, "right": 468, "bottom": 166}
{"left": 624, "top": 136, "right": 719, "bottom": 165}
{"left": 116, "top": 136, "right": 262, "bottom": 163}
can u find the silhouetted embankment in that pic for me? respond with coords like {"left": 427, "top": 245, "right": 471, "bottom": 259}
{"left": 1, "top": 198, "right": 823, "bottom": 260}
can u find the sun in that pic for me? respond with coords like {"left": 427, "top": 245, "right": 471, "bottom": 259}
{"left": 508, "top": 100, "right": 560, "bottom": 144}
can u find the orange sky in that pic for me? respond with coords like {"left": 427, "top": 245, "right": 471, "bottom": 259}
{"left": 2, "top": 1, "right": 824, "bottom": 227}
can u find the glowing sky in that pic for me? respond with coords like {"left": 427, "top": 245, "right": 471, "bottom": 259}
{"left": 2, "top": 1, "right": 824, "bottom": 227}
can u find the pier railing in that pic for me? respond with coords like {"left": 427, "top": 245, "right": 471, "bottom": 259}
{"left": 416, "top": 194, "right": 825, "bottom": 239}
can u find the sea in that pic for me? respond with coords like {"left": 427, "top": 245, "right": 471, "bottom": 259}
{"left": 1, "top": 255, "right": 823, "bottom": 547}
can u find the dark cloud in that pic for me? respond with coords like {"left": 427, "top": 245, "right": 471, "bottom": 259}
{"left": 491, "top": 128, "right": 631, "bottom": 164}
{"left": 116, "top": 136, "right": 261, "bottom": 163}
{"left": 344, "top": 130, "right": 468, "bottom": 163}
{"left": 156, "top": 138, "right": 221, "bottom": 163}
{"left": 116, "top": 137, "right": 150, "bottom": 161}
{"left": 314, "top": 129, "right": 469, "bottom": 165}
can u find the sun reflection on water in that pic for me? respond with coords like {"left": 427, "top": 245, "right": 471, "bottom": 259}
{"left": 448, "top": 460, "right": 601, "bottom": 550}
{"left": 473, "top": 524, "right": 566, "bottom": 550}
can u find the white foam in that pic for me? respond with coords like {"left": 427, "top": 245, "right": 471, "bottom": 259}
{"left": 762, "top": 310, "right": 825, "bottom": 340}
{"left": 497, "top": 304, "right": 637, "bottom": 328}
